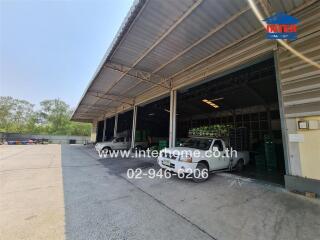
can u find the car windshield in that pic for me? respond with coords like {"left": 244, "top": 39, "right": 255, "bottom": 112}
{"left": 181, "top": 138, "right": 212, "bottom": 150}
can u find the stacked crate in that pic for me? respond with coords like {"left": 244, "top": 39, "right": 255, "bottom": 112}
{"left": 228, "top": 127, "right": 249, "bottom": 151}
{"left": 264, "top": 135, "right": 277, "bottom": 171}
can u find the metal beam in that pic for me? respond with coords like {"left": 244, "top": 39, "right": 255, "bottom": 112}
{"left": 87, "top": 90, "right": 134, "bottom": 100}
{"left": 121, "top": 2, "right": 257, "bottom": 96}
{"left": 169, "top": 90, "right": 177, "bottom": 148}
{"left": 77, "top": 114, "right": 101, "bottom": 117}
{"left": 81, "top": 103, "right": 114, "bottom": 108}
{"left": 136, "top": 28, "right": 264, "bottom": 99}
{"left": 78, "top": 107, "right": 117, "bottom": 114}
{"left": 102, "top": 118, "right": 106, "bottom": 141}
{"left": 152, "top": 4, "right": 253, "bottom": 74}
{"left": 114, "top": 114, "right": 118, "bottom": 137}
{"left": 274, "top": 49, "right": 290, "bottom": 175}
{"left": 78, "top": 110, "right": 104, "bottom": 115}
{"left": 76, "top": 0, "right": 315, "bottom": 121}
{"left": 104, "top": 62, "right": 169, "bottom": 89}
{"left": 131, "top": 106, "right": 137, "bottom": 149}
{"left": 88, "top": 92, "right": 134, "bottom": 106}
{"left": 95, "top": 0, "right": 203, "bottom": 110}
{"left": 133, "top": 0, "right": 203, "bottom": 66}
{"left": 79, "top": 106, "right": 107, "bottom": 111}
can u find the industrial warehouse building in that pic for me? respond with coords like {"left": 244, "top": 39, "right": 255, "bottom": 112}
{"left": 72, "top": 0, "right": 320, "bottom": 196}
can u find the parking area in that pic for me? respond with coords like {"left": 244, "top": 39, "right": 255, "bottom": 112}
{"left": 1, "top": 145, "right": 320, "bottom": 240}
{"left": 0, "top": 145, "right": 65, "bottom": 240}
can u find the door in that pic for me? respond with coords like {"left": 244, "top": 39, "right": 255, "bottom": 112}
{"left": 114, "top": 137, "right": 126, "bottom": 150}
{"left": 211, "top": 140, "right": 229, "bottom": 170}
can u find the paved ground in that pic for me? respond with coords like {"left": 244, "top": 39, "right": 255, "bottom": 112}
{"left": 1, "top": 145, "right": 320, "bottom": 240}
{"left": 0, "top": 145, "right": 65, "bottom": 240}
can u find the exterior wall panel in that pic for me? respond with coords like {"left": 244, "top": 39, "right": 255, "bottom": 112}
{"left": 277, "top": 4, "right": 320, "bottom": 182}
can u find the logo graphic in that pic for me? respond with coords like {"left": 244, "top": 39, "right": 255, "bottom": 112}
{"left": 263, "top": 12, "right": 299, "bottom": 40}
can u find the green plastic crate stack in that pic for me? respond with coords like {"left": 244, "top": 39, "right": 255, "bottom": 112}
{"left": 264, "top": 135, "right": 277, "bottom": 171}
{"left": 255, "top": 143, "right": 266, "bottom": 170}
{"left": 135, "top": 130, "right": 142, "bottom": 142}
{"left": 142, "top": 130, "right": 150, "bottom": 141}
{"left": 135, "top": 129, "right": 150, "bottom": 142}
{"left": 158, "top": 140, "right": 168, "bottom": 150}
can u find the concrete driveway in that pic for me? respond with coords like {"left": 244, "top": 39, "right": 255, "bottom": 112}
{"left": 0, "top": 145, "right": 64, "bottom": 240}
{"left": 1, "top": 144, "right": 320, "bottom": 240}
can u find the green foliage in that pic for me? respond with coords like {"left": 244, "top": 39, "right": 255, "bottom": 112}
{"left": 0, "top": 97, "right": 91, "bottom": 136}
{"left": 188, "top": 124, "right": 233, "bottom": 138}
{"left": 0, "top": 96, "right": 34, "bottom": 133}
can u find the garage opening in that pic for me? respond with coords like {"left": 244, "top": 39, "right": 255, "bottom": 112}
{"left": 136, "top": 96, "right": 170, "bottom": 150}
{"left": 117, "top": 110, "right": 133, "bottom": 138}
{"left": 176, "top": 58, "right": 286, "bottom": 185}
{"left": 96, "top": 120, "right": 104, "bottom": 142}
{"left": 104, "top": 117, "right": 115, "bottom": 141}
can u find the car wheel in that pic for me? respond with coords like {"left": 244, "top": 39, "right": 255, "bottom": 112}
{"left": 236, "top": 159, "right": 244, "bottom": 172}
{"left": 192, "top": 162, "right": 209, "bottom": 183}
{"left": 102, "top": 147, "right": 111, "bottom": 154}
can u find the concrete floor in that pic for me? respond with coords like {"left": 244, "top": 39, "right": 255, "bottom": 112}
{"left": 1, "top": 145, "right": 320, "bottom": 240}
{"left": 0, "top": 145, "right": 65, "bottom": 240}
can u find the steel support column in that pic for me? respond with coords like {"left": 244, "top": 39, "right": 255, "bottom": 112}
{"left": 91, "top": 120, "right": 98, "bottom": 142}
{"left": 274, "top": 50, "right": 291, "bottom": 176}
{"left": 114, "top": 114, "right": 118, "bottom": 137}
{"left": 131, "top": 105, "right": 138, "bottom": 149}
{"left": 102, "top": 118, "right": 106, "bottom": 141}
{"left": 169, "top": 90, "right": 177, "bottom": 148}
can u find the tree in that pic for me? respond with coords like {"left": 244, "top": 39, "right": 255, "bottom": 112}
{"left": 0, "top": 97, "right": 91, "bottom": 136}
{"left": 38, "top": 99, "right": 91, "bottom": 136}
{"left": 39, "top": 99, "right": 71, "bottom": 134}
{"left": 0, "top": 96, "right": 35, "bottom": 133}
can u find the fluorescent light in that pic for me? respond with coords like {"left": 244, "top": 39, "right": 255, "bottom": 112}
{"left": 202, "top": 99, "right": 219, "bottom": 108}
{"left": 210, "top": 97, "right": 224, "bottom": 101}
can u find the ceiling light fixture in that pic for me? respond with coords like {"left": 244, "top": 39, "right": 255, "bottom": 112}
{"left": 209, "top": 97, "right": 224, "bottom": 102}
{"left": 202, "top": 99, "right": 219, "bottom": 108}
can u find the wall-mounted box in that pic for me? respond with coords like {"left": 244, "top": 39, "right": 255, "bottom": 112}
{"left": 298, "top": 120, "right": 308, "bottom": 129}
{"left": 308, "top": 120, "right": 319, "bottom": 130}
{"left": 297, "top": 120, "right": 320, "bottom": 130}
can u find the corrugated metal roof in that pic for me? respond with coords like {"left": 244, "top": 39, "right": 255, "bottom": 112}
{"left": 72, "top": 0, "right": 310, "bottom": 122}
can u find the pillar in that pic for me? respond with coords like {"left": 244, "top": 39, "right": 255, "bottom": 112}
{"left": 102, "top": 118, "right": 106, "bottom": 141}
{"left": 91, "top": 120, "right": 98, "bottom": 142}
{"left": 114, "top": 114, "right": 118, "bottom": 137}
{"left": 169, "top": 90, "right": 177, "bottom": 148}
{"left": 131, "top": 106, "right": 137, "bottom": 149}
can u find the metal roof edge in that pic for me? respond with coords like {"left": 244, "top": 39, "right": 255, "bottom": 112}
{"left": 71, "top": 0, "right": 146, "bottom": 121}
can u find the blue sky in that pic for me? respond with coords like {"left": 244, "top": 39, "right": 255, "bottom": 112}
{"left": 0, "top": 0, "right": 133, "bottom": 108}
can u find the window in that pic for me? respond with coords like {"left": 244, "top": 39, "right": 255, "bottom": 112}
{"left": 115, "top": 137, "right": 125, "bottom": 142}
{"left": 213, "top": 140, "right": 223, "bottom": 151}
{"left": 181, "top": 138, "right": 212, "bottom": 150}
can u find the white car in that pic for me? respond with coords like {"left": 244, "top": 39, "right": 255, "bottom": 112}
{"left": 157, "top": 137, "right": 249, "bottom": 182}
{"left": 95, "top": 137, "right": 148, "bottom": 152}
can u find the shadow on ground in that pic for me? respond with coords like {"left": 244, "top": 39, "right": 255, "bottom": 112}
{"left": 61, "top": 145, "right": 320, "bottom": 240}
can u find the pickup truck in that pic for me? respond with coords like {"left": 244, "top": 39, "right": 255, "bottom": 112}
{"left": 95, "top": 137, "right": 148, "bottom": 152}
{"left": 157, "top": 137, "right": 249, "bottom": 182}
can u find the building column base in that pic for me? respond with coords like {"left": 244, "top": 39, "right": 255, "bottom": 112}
{"left": 285, "top": 175, "right": 320, "bottom": 198}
